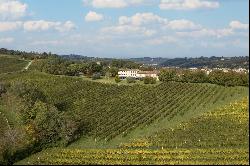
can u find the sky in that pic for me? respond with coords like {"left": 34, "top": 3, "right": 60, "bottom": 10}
{"left": 0, "top": 0, "right": 249, "bottom": 58}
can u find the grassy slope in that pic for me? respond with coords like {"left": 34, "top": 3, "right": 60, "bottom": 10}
{"left": 1, "top": 71, "right": 248, "bottom": 147}
{"left": 0, "top": 55, "right": 29, "bottom": 74}
{"left": 16, "top": 98, "right": 249, "bottom": 165}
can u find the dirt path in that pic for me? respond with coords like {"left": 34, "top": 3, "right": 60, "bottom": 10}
{"left": 24, "top": 60, "right": 32, "bottom": 70}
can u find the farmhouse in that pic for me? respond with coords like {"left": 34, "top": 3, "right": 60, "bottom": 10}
{"left": 118, "top": 69, "right": 140, "bottom": 79}
{"left": 118, "top": 69, "right": 159, "bottom": 80}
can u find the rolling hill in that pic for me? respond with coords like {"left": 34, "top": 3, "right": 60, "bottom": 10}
{"left": 0, "top": 60, "right": 248, "bottom": 164}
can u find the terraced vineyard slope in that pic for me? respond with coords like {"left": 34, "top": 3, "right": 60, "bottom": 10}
{"left": 16, "top": 98, "right": 249, "bottom": 165}
{"left": 0, "top": 71, "right": 247, "bottom": 142}
{"left": 121, "top": 97, "right": 249, "bottom": 149}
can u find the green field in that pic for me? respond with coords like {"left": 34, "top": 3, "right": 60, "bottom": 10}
{"left": 0, "top": 55, "right": 29, "bottom": 74}
{"left": 16, "top": 98, "right": 249, "bottom": 165}
{"left": 0, "top": 64, "right": 248, "bottom": 165}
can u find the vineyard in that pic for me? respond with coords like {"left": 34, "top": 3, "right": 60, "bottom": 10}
{"left": 120, "top": 98, "right": 249, "bottom": 149}
{"left": 16, "top": 98, "right": 249, "bottom": 165}
{"left": 0, "top": 55, "right": 28, "bottom": 74}
{"left": 0, "top": 70, "right": 248, "bottom": 165}
{"left": 0, "top": 71, "right": 247, "bottom": 142}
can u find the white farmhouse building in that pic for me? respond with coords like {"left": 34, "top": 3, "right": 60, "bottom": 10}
{"left": 118, "top": 69, "right": 140, "bottom": 79}
{"left": 118, "top": 69, "right": 159, "bottom": 80}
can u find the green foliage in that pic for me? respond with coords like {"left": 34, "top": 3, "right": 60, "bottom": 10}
{"left": 143, "top": 77, "right": 156, "bottom": 84}
{"left": 115, "top": 75, "right": 121, "bottom": 83}
{"left": 159, "top": 69, "right": 249, "bottom": 86}
{"left": 8, "top": 82, "right": 46, "bottom": 105}
{"left": 0, "top": 48, "right": 55, "bottom": 60}
{"left": 109, "top": 67, "right": 119, "bottom": 77}
{"left": 161, "top": 56, "right": 249, "bottom": 69}
{"left": 208, "top": 70, "right": 249, "bottom": 87}
{"left": 158, "top": 70, "right": 177, "bottom": 82}
{"left": 0, "top": 80, "right": 88, "bottom": 164}
{"left": 181, "top": 70, "right": 208, "bottom": 83}
{"left": 111, "top": 60, "right": 140, "bottom": 69}
{"left": 30, "top": 58, "right": 103, "bottom": 78}
{"left": 92, "top": 73, "right": 101, "bottom": 80}
{"left": 0, "top": 83, "right": 8, "bottom": 95}
{"left": 33, "top": 102, "right": 62, "bottom": 146}
{"left": 126, "top": 77, "right": 136, "bottom": 83}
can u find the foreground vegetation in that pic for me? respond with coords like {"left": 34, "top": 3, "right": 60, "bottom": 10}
{"left": 16, "top": 148, "right": 248, "bottom": 165}
{"left": 16, "top": 98, "right": 249, "bottom": 165}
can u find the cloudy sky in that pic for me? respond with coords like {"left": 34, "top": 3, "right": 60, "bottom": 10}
{"left": 0, "top": 0, "right": 249, "bottom": 58}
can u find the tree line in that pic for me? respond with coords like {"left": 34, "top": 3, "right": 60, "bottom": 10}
{"left": 160, "top": 56, "right": 249, "bottom": 69}
{"left": 159, "top": 69, "right": 249, "bottom": 87}
{"left": 29, "top": 57, "right": 141, "bottom": 79}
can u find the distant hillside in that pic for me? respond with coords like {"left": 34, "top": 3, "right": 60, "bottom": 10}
{"left": 160, "top": 56, "right": 249, "bottom": 69}
{"left": 60, "top": 54, "right": 114, "bottom": 62}
{"left": 129, "top": 57, "right": 169, "bottom": 66}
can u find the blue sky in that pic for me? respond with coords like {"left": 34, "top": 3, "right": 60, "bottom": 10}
{"left": 0, "top": 0, "right": 249, "bottom": 58}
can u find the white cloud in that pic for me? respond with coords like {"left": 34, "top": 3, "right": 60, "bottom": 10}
{"left": 102, "top": 13, "right": 207, "bottom": 39}
{"left": 176, "top": 20, "right": 249, "bottom": 38}
{"left": 23, "top": 20, "right": 76, "bottom": 32}
{"left": 101, "top": 13, "right": 168, "bottom": 37}
{"left": 85, "top": 0, "right": 127, "bottom": 8}
{"left": 0, "top": 0, "right": 28, "bottom": 20}
{"left": 85, "top": 11, "right": 104, "bottom": 22}
{"left": 0, "top": 20, "right": 76, "bottom": 32}
{"left": 176, "top": 28, "right": 233, "bottom": 38}
{"left": 84, "top": 0, "right": 146, "bottom": 8}
{"left": 102, "top": 13, "right": 204, "bottom": 38}
{"left": 23, "top": 20, "right": 60, "bottom": 31}
{"left": 230, "top": 21, "right": 249, "bottom": 30}
{"left": 167, "top": 19, "right": 201, "bottom": 30}
{"left": 159, "top": 0, "right": 219, "bottom": 10}
{"left": 0, "top": 37, "right": 14, "bottom": 43}
{"left": 0, "top": 21, "right": 22, "bottom": 31}
{"left": 56, "top": 21, "right": 76, "bottom": 32}
{"left": 0, "top": 20, "right": 75, "bottom": 32}
{"left": 119, "top": 13, "right": 168, "bottom": 26}
{"left": 101, "top": 25, "right": 156, "bottom": 37}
